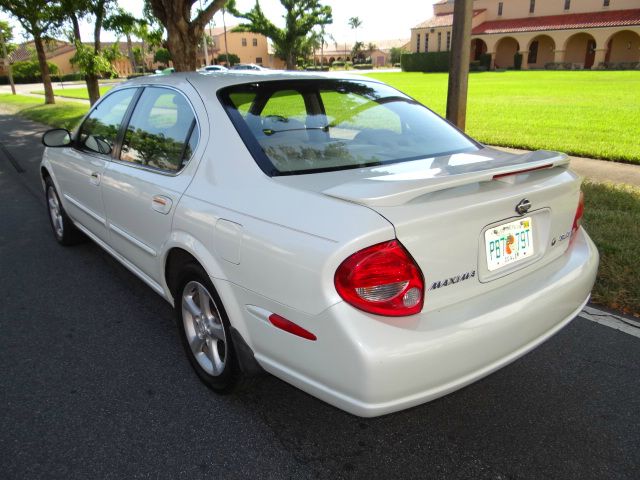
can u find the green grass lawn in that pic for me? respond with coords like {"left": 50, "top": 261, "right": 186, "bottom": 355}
{"left": 30, "top": 86, "right": 112, "bottom": 100}
{"left": 582, "top": 180, "right": 640, "bottom": 316}
{"left": 366, "top": 71, "right": 640, "bottom": 164}
{"left": 0, "top": 94, "right": 88, "bottom": 130}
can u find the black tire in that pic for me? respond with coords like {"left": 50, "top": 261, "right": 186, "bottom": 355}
{"left": 44, "top": 177, "right": 85, "bottom": 246}
{"left": 175, "top": 263, "right": 242, "bottom": 393}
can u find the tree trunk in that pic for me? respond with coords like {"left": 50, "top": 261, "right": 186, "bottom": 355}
{"left": 166, "top": 22, "right": 199, "bottom": 71}
{"left": 34, "top": 34, "right": 54, "bottom": 104}
{"left": 286, "top": 50, "right": 295, "bottom": 70}
{"left": 0, "top": 34, "right": 15, "bottom": 95}
{"left": 86, "top": 73, "right": 100, "bottom": 106}
{"left": 126, "top": 34, "right": 136, "bottom": 72}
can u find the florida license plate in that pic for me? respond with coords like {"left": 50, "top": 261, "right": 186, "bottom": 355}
{"left": 485, "top": 217, "right": 534, "bottom": 271}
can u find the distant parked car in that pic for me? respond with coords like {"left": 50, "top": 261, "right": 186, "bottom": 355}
{"left": 154, "top": 67, "right": 175, "bottom": 75}
{"left": 39, "top": 71, "right": 598, "bottom": 417}
{"left": 230, "top": 63, "right": 266, "bottom": 71}
{"left": 198, "top": 65, "right": 228, "bottom": 72}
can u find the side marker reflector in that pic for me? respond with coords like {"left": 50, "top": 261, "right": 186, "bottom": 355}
{"left": 268, "top": 314, "right": 317, "bottom": 341}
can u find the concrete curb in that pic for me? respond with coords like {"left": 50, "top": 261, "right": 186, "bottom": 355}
{"left": 581, "top": 305, "right": 640, "bottom": 339}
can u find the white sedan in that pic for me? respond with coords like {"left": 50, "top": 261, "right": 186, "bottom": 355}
{"left": 40, "top": 71, "right": 599, "bottom": 417}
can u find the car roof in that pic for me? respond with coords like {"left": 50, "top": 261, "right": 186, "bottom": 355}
{"left": 120, "top": 70, "right": 383, "bottom": 92}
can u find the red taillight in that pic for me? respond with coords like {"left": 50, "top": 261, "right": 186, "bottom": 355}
{"left": 334, "top": 240, "right": 424, "bottom": 317}
{"left": 572, "top": 190, "right": 585, "bottom": 237}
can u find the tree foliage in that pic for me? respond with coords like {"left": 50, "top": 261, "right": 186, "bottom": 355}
{"left": 230, "top": 0, "right": 332, "bottom": 70}
{"left": 154, "top": 47, "right": 171, "bottom": 66}
{"left": 216, "top": 52, "right": 239, "bottom": 66}
{"left": 0, "top": 0, "right": 63, "bottom": 104}
{"left": 146, "top": 0, "right": 228, "bottom": 71}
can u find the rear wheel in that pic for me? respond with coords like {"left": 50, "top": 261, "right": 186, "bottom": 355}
{"left": 44, "top": 177, "right": 85, "bottom": 246}
{"left": 175, "top": 263, "right": 242, "bottom": 392}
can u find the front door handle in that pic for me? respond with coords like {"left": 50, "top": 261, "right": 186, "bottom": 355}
{"left": 89, "top": 172, "right": 101, "bottom": 186}
{"left": 152, "top": 195, "right": 173, "bottom": 215}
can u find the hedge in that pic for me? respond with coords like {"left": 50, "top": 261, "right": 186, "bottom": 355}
{"left": 400, "top": 52, "right": 450, "bottom": 72}
{"left": 352, "top": 64, "right": 373, "bottom": 70}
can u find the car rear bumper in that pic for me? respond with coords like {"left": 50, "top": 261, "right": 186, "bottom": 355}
{"left": 239, "top": 227, "right": 599, "bottom": 417}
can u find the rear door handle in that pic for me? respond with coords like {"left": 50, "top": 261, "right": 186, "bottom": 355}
{"left": 89, "top": 172, "right": 101, "bottom": 185}
{"left": 152, "top": 195, "right": 173, "bottom": 215}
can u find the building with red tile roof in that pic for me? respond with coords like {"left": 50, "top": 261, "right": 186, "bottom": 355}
{"left": 410, "top": 0, "right": 640, "bottom": 69}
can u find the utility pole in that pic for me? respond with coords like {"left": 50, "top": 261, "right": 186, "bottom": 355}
{"left": 446, "top": 0, "right": 473, "bottom": 130}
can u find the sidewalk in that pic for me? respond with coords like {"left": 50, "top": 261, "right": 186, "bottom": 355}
{"left": 492, "top": 145, "right": 640, "bottom": 186}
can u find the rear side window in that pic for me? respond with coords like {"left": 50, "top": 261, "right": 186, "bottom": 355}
{"left": 78, "top": 88, "right": 137, "bottom": 155}
{"left": 119, "top": 87, "right": 198, "bottom": 172}
{"left": 219, "top": 79, "right": 477, "bottom": 176}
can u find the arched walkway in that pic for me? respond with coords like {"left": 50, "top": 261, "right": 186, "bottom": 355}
{"left": 564, "top": 32, "right": 597, "bottom": 68}
{"left": 470, "top": 38, "right": 487, "bottom": 61}
{"left": 494, "top": 37, "right": 519, "bottom": 69}
{"left": 526, "top": 35, "right": 555, "bottom": 69}
{"left": 605, "top": 30, "right": 640, "bottom": 64}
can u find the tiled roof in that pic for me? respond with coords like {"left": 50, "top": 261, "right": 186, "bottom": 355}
{"left": 413, "top": 10, "right": 485, "bottom": 29}
{"left": 9, "top": 40, "right": 75, "bottom": 63}
{"left": 473, "top": 9, "right": 640, "bottom": 34}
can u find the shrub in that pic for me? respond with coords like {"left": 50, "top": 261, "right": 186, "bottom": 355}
{"left": 11, "top": 60, "right": 60, "bottom": 83}
{"left": 126, "top": 73, "right": 151, "bottom": 79}
{"left": 400, "top": 52, "right": 450, "bottom": 72}
{"left": 478, "top": 53, "right": 492, "bottom": 69}
{"left": 216, "top": 53, "right": 240, "bottom": 66}
{"left": 352, "top": 64, "right": 373, "bottom": 70}
{"left": 56, "top": 72, "right": 85, "bottom": 82}
{"left": 331, "top": 60, "right": 345, "bottom": 67}
{"left": 514, "top": 52, "right": 523, "bottom": 70}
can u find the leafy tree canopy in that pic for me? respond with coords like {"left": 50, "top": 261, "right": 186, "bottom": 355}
{"left": 229, "top": 0, "right": 332, "bottom": 70}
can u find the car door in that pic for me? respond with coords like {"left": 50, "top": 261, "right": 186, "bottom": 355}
{"left": 51, "top": 88, "right": 139, "bottom": 241}
{"left": 100, "top": 86, "right": 201, "bottom": 283}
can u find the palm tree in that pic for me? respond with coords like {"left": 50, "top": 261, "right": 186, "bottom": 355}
{"left": 348, "top": 16, "right": 362, "bottom": 44}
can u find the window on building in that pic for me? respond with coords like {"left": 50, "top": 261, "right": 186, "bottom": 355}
{"left": 498, "top": 2, "right": 503, "bottom": 16}
{"left": 603, "top": 0, "right": 610, "bottom": 6}
{"left": 425, "top": 34, "right": 429, "bottom": 52}
{"left": 446, "top": 31, "right": 451, "bottom": 51}
{"left": 242, "top": 38, "right": 247, "bottom": 47}
{"left": 252, "top": 38, "right": 258, "bottom": 47}
{"left": 437, "top": 32, "right": 442, "bottom": 51}
{"left": 564, "top": 0, "right": 570, "bottom": 10}
{"left": 255, "top": 57, "right": 262, "bottom": 64}
{"left": 416, "top": 33, "right": 421, "bottom": 52}
{"left": 528, "top": 40, "right": 539, "bottom": 64}
{"left": 529, "top": 0, "right": 535, "bottom": 13}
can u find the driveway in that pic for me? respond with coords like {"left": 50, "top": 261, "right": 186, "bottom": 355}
{"left": 1, "top": 113, "right": 639, "bottom": 479}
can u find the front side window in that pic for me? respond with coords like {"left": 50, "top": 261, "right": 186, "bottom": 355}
{"left": 252, "top": 38, "right": 258, "bottom": 47}
{"left": 219, "top": 80, "right": 477, "bottom": 176}
{"left": 416, "top": 33, "right": 421, "bottom": 52}
{"left": 242, "top": 38, "right": 247, "bottom": 47}
{"left": 437, "top": 32, "right": 442, "bottom": 51}
{"left": 498, "top": 2, "right": 503, "bottom": 16}
{"left": 529, "top": 0, "right": 535, "bottom": 13}
{"left": 446, "top": 31, "right": 451, "bottom": 51}
{"left": 564, "top": 0, "right": 571, "bottom": 10}
{"left": 78, "top": 88, "right": 137, "bottom": 155}
{"left": 119, "top": 87, "right": 198, "bottom": 172}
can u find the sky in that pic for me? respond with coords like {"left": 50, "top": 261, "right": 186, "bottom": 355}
{"left": 2, "top": 0, "right": 439, "bottom": 45}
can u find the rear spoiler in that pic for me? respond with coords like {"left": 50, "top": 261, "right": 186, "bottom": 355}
{"left": 323, "top": 150, "right": 570, "bottom": 207}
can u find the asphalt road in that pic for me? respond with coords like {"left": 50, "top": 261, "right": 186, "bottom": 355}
{"left": 1, "top": 114, "right": 639, "bottom": 479}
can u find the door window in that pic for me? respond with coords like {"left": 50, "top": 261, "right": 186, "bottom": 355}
{"left": 119, "top": 87, "right": 198, "bottom": 172}
{"left": 77, "top": 88, "right": 137, "bottom": 155}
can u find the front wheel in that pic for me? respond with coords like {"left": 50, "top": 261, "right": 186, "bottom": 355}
{"left": 175, "top": 264, "right": 242, "bottom": 392}
{"left": 45, "top": 178, "right": 85, "bottom": 246}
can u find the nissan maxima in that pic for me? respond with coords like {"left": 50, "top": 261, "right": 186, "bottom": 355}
{"left": 40, "top": 71, "right": 599, "bottom": 417}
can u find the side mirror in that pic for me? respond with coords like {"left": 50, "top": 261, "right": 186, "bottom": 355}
{"left": 42, "top": 128, "right": 71, "bottom": 147}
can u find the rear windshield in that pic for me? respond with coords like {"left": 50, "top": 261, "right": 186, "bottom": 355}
{"left": 218, "top": 79, "right": 478, "bottom": 176}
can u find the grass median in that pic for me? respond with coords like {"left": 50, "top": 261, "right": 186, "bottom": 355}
{"left": 30, "top": 86, "right": 112, "bottom": 100}
{"left": 581, "top": 181, "right": 640, "bottom": 317}
{"left": 366, "top": 71, "right": 640, "bottom": 164}
{"left": 0, "top": 93, "right": 88, "bottom": 130}
{"left": 0, "top": 91, "right": 637, "bottom": 315}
